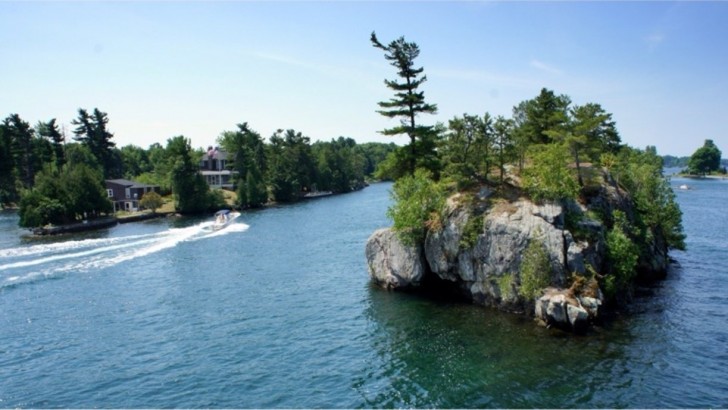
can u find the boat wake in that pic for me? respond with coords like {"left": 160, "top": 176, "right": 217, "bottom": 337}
{"left": 0, "top": 220, "right": 249, "bottom": 290}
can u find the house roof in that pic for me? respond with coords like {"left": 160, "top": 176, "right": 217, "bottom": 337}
{"left": 201, "top": 150, "right": 230, "bottom": 161}
{"left": 106, "top": 179, "right": 158, "bottom": 189}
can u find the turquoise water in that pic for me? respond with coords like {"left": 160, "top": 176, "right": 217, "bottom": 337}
{"left": 0, "top": 181, "right": 726, "bottom": 408}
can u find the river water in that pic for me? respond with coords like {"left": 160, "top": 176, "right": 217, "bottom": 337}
{"left": 0, "top": 181, "right": 726, "bottom": 408}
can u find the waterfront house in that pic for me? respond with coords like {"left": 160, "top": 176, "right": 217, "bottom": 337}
{"left": 105, "top": 179, "right": 161, "bottom": 212}
{"left": 200, "top": 146, "right": 236, "bottom": 189}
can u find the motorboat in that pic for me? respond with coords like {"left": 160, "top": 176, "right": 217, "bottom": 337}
{"left": 212, "top": 209, "right": 241, "bottom": 230}
{"left": 678, "top": 184, "right": 691, "bottom": 190}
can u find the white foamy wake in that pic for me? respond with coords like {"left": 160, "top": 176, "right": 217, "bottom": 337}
{"left": 0, "top": 221, "right": 249, "bottom": 289}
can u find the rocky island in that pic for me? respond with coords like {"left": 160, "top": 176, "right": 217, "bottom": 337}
{"left": 366, "top": 152, "right": 684, "bottom": 333}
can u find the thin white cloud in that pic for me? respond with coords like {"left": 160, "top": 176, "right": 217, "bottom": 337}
{"left": 530, "top": 59, "right": 563, "bottom": 76}
{"left": 429, "top": 67, "right": 537, "bottom": 89}
{"left": 249, "top": 51, "right": 374, "bottom": 84}
{"left": 645, "top": 33, "right": 665, "bottom": 50}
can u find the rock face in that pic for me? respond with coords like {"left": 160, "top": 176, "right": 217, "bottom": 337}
{"left": 365, "top": 228, "right": 425, "bottom": 289}
{"left": 365, "top": 177, "right": 672, "bottom": 332}
{"left": 534, "top": 287, "right": 602, "bottom": 333}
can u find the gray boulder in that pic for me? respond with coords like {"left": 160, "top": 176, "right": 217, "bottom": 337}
{"left": 365, "top": 228, "right": 425, "bottom": 289}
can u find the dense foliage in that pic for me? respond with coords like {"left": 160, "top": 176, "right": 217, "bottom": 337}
{"left": 518, "top": 237, "right": 552, "bottom": 300}
{"left": 386, "top": 169, "right": 446, "bottom": 245}
{"left": 604, "top": 211, "right": 639, "bottom": 298}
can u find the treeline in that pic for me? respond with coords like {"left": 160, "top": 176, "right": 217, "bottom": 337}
{"left": 0, "top": 110, "right": 396, "bottom": 227}
{"left": 217, "top": 123, "right": 396, "bottom": 208}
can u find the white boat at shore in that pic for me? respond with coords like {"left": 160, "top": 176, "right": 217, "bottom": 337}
{"left": 212, "top": 209, "right": 241, "bottom": 230}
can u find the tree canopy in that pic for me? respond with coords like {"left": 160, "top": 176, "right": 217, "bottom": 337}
{"left": 687, "top": 139, "right": 722, "bottom": 175}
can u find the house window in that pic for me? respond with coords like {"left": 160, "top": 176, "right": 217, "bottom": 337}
{"left": 125, "top": 188, "right": 131, "bottom": 199}
{"left": 107, "top": 189, "right": 113, "bottom": 198}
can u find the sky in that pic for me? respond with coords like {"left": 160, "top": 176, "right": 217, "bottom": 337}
{"left": 2, "top": 1, "right": 728, "bottom": 157}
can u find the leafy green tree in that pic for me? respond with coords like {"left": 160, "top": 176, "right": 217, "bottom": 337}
{"left": 373, "top": 146, "right": 410, "bottom": 181}
{"left": 139, "top": 191, "right": 163, "bottom": 213}
{"left": 522, "top": 143, "right": 579, "bottom": 203}
{"left": 387, "top": 169, "right": 447, "bottom": 245}
{"left": 688, "top": 139, "right": 722, "bottom": 175}
{"left": 518, "top": 237, "right": 552, "bottom": 300}
{"left": 139, "top": 142, "right": 173, "bottom": 193}
{"left": 167, "top": 135, "right": 217, "bottom": 213}
{"left": 64, "top": 162, "right": 113, "bottom": 219}
{"left": 18, "top": 166, "right": 69, "bottom": 227}
{"left": 267, "top": 129, "right": 315, "bottom": 202}
{"left": 242, "top": 165, "right": 268, "bottom": 207}
{"left": 604, "top": 210, "right": 639, "bottom": 298}
{"left": 218, "top": 122, "right": 268, "bottom": 208}
{"left": 120, "top": 144, "right": 152, "bottom": 179}
{"left": 65, "top": 143, "right": 102, "bottom": 172}
{"left": 612, "top": 146, "right": 685, "bottom": 251}
{"left": 312, "top": 137, "right": 366, "bottom": 193}
{"left": 18, "top": 189, "right": 66, "bottom": 228}
{"left": 358, "top": 142, "right": 398, "bottom": 177}
{"left": 18, "top": 159, "right": 112, "bottom": 227}
{"left": 371, "top": 31, "right": 438, "bottom": 175}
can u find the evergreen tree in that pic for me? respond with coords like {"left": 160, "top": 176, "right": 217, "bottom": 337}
{"left": 3, "top": 114, "right": 36, "bottom": 189}
{"left": 37, "top": 119, "right": 65, "bottom": 169}
{"left": 167, "top": 135, "right": 215, "bottom": 213}
{"left": 72, "top": 108, "right": 118, "bottom": 179}
{"left": 513, "top": 88, "right": 570, "bottom": 145}
{"left": 0, "top": 124, "right": 17, "bottom": 204}
{"left": 266, "top": 129, "right": 315, "bottom": 202}
{"left": 371, "top": 31, "right": 438, "bottom": 175}
{"left": 218, "top": 122, "right": 268, "bottom": 208}
{"left": 493, "top": 116, "right": 515, "bottom": 185}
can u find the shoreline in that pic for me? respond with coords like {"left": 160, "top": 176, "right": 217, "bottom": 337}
{"left": 31, "top": 211, "right": 173, "bottom": 236}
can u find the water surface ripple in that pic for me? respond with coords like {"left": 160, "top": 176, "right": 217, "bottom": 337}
{"left": 0, "top": 181, "right": 726, "bottom": 408}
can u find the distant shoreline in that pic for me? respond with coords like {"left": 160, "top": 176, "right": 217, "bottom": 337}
{"left": 674, "top": 173, "right": 728, "bottom": 180}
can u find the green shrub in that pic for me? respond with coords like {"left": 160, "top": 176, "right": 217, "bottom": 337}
{"left": 604, "top": 212, "right": 639, "bottom": 298}
{"left": 522, "top": 143, "right": 579, "bottom": 203}
{"left": 497, "top": 273, "right": 515, "bottom": 300}
{"left": 139, "top": 191, "right": 163, "bottom": 213}
{"left": 518, "top": 237, "right": 552, "bottom": 300}
{"left": 387, "top": 169, "right": 447, "bottom": 245}
{"left": 459, "top": 213, "right": 484, "bottom": 249}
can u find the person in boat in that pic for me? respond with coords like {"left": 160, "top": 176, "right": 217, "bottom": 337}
{"left": 216, "top": 214, "right": 225, "bottom": 224}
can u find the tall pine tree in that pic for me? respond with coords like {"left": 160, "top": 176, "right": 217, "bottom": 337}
{"left": 72, "top": 108, "right": 117, "bottom": 179}
{"left": 371, "top": 32, "right": 437, "bottom": 175}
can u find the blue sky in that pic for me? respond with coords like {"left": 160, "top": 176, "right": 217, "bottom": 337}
{"left": 2, "top": 1, "right": 727, "bottom": 156}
